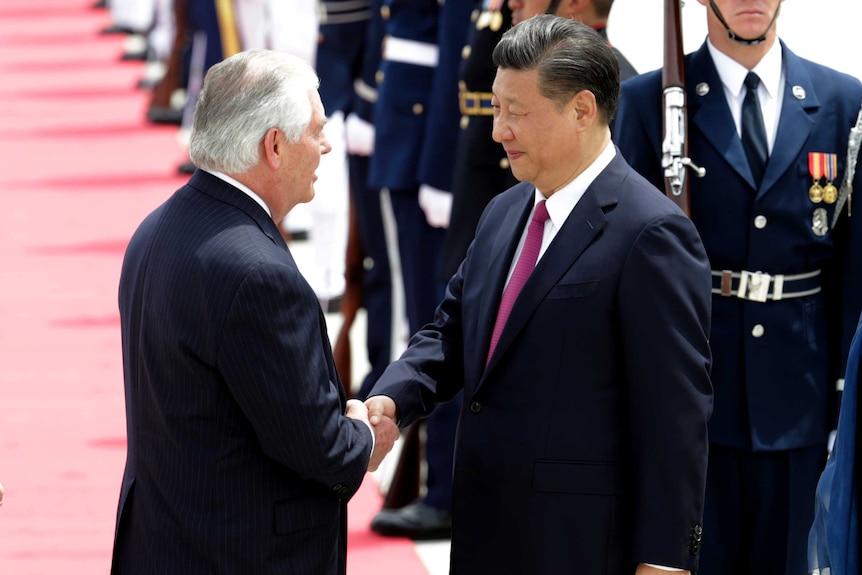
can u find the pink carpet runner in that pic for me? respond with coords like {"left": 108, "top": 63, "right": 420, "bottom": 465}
{"left": 0, "top": 1, "right": 428, "bottom": 572}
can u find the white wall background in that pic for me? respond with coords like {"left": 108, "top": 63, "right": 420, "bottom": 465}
{"left": 608, "top": 0, "right": 862, "bottom": 81}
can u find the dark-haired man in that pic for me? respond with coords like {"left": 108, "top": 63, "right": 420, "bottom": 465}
{"left": 366, "top": 16, "right": 713, "bottom": 574}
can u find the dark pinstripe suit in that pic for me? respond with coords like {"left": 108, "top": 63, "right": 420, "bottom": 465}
{"left": 111, "top": 170, "right": 373, "bottom": 575}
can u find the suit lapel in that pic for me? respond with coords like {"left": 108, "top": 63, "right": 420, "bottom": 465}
{"left": 481, "top": 161, "right": 614, "bottom": 381}
{"left": 758, "top": 43, "right": 818, "bottom": 199}
{"left": 688, "top": 44, "right": 756, "bottom": 188}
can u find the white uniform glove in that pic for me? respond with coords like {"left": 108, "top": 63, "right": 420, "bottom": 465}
{"left": 345, "top": 113, "right": 375, "bottom": 156}
{"left": 418, "top": 184, "right": 453, "bottom": 228}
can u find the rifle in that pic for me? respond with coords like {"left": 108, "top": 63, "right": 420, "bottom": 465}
{"left": 661, "top": 0, "right": 705, "bottom": 216}
{"left": 333, "top": 185, "right": 364, "bottom": 395}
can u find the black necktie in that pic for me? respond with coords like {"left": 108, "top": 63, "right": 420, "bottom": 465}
{"left": 741, "top": 72, "right": 768, "bottom": 187}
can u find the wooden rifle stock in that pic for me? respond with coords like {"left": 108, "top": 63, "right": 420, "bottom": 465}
{"left": 661, "top": 0, "right": 699, "bottom": 216}
{"left": 333, "top": 185, "right": 364, "bottom": 395}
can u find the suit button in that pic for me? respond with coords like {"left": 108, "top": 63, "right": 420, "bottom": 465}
{"left": 694, "top": 524, "right": 703, "bottom": 536}
{"left": 751, "top": 324, "right": 765, "bottom": 338}
{"left": 754, "top": 214, "right": 767, "bottom": 229}
{"left": 412, "top": 103, "right": 424, "bottom": 115}
{"left": 470, "top": 401, "right": 482, "bottom": 413}
{"left": 461, "top": 45, "right": 471, "bottom": 59}
{"left": 499, "top": 157, "right": 510, "bottom": 170}
{"left": 471, "top": 9, "right": 479, "bottom": 22}
{"left": 380, "top": 5, "right": 390, "bottom": 19}
{"left": 375, "top": 70, "right": 384, "bottom": 85}
{"left": 460, "top": 115, "right": 469, "bottom": 129}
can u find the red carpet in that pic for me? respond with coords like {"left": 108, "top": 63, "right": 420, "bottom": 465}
{"left": 0, "top": 1, "right": 428, "bottom": 573}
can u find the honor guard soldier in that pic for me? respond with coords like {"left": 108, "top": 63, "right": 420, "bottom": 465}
{"left": 614, "top": 1, "right": 862, "bottom": 573}
{"left": 367, "top": 0, "right": 473, "bottom": 540}
{"left": 340, "top": 0, "right": 403, "bottom": 399}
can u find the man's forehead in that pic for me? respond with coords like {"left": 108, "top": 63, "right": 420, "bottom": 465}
{"left": 492, "top": 67, "right": 538, "bottom": 97}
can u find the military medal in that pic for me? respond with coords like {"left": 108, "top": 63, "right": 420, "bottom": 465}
{"left": 812, "top": 207, "right": 828, "bottom": 236}
{"left": 809, "top": 182, "right": 824, "bottom": 203}
{"left": 477, "top": 0, "right": 503, "bottom": 30}
{"left": 823, "top": 152, "right": 838, "bottom": 204}
{"left": 808, "top": 152, "right": 838, "bottom": 204}
{"left": 490, "top": 10, "right": 503, "bottom": 31}
{"left": 824, "top": 182, "right": 838, "bottom": 204}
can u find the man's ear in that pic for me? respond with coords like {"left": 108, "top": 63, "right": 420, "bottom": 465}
{"left": 261, "top": 127, "right": 282, "bottom": 169}
{"left": 570, "top": 89, "right": 598, "bottom": 125}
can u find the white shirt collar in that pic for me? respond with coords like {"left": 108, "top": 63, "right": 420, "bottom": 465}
{"left": 707, "top": 37, "right": 783, "bottom": 102}
{"left": 202, "top": 169, "right": 272, "bottom": 217}
{"left": 534, "top": 140, "right": 616, "bottom": 229}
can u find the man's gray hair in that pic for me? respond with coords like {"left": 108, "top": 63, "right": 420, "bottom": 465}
{"left": 189, "top": 49, "right": 320, "bottom": 174}
{"left": 493, "top": 15, "right": 620, "bottom": 125}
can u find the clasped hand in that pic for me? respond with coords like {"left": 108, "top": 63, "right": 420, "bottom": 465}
{"left": 345, "top": 397, "right": 399, "bottom": 472}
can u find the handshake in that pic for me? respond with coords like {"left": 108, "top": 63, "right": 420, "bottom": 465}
{"left": 345, "top": 396, "right": 400, "bottom": 472}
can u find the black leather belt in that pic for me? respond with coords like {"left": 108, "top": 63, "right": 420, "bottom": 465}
{"left": 711, "top": 269, "right": 821, "bottom": 301}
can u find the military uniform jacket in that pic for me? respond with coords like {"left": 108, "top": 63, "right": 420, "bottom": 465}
{"left": 368, "top": 0, "right": 440, "bottom": 191}
{"left": 615, "top": 41, "right": 862, "bottom": 451}
{"left": 438, "top": 1, "right": 518, "bottom": 280}
{"left": 370, "top": 153, "right": 713, "bottom": 573}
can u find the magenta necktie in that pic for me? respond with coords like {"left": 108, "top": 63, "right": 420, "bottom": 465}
{"left": 486, "top": 200, "right": 550, "bottom": 364}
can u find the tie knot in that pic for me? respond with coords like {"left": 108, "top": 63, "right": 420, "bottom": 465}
{"left": 744, "top": 72, "right": 761, "bottom": 91}
{"left": 532, "top": 200, "right": 550, "bottom": 224}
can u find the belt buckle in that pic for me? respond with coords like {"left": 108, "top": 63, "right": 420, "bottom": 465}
{"left": 737, "top": 270, "right": 771, "bottom": 302}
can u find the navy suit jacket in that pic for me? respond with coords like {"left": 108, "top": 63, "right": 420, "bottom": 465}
{"left": 111, "top": 171, "right": 373, "bottom": 575}
{"left": 615, "top": 41, "right": 862, "bottom": 451}
{"left": 370, "top": 152, "right": 714, "bottom": 573}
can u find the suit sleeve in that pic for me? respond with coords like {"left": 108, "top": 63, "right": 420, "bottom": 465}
{"left": 368, "top": 250, "right": 470, "bottom": 426}
{"left": 618, "top": 210, "right": 713, "bottom": 570}
{"left": 217, "top": 263, "right": 372, "bottom": 500}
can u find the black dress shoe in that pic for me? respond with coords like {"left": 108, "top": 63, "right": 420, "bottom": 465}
{"left": 121, "top": 50, "right": 148, "bottom": 61}
{"left": 147, "top": 106, "right": 184, "bottom": 125}
{"left": 177, "top": 160, "right": 196, "bottom": 175}
{"left": 370, "top": 500, "right": 452, "bottom": 540}
{"left": 100, "top": 25, "right": 136, "bottom": 35}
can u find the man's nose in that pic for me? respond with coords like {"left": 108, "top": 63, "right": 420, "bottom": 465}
{"left": 491, "top": 117, "right": 511, "bottom": 143}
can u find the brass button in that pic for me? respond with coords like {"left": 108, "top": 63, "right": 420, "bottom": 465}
{"left": 412, "top": 102, "right": 424, "bottom": 115}
{"left": 380, "top": 5, "right": 390, "bottom": 19}
{"left": 375, "top": 70, "right": 384, "bottom": 85}
{"left": 471, "top": 9, "right": 479, "bottom": 22}
{"left": 499, "top": 157, "right": 510, "bottom": 169}
{"left": 752, "top": 324, "right": 765, "bottom": 338}
{"left": 461, "top": 45, "right": 471, "bottom": 59}
{"left": 460, "top": 115, "right": 469, "bottom": 129}
{"left": 458, "top": 80, "right": 466, "bottom": 91}
{"left": 754, "top": 215, "right": 767, "bottom": 229}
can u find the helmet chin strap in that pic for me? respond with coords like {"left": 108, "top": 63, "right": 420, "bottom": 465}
{"left": 707, "top": 0, "right": 780, "bottom": 46}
